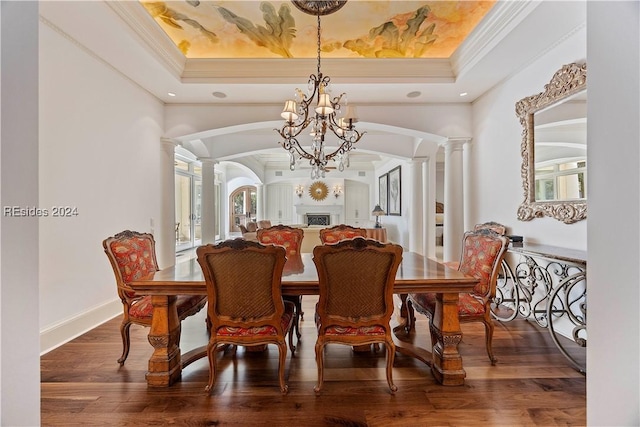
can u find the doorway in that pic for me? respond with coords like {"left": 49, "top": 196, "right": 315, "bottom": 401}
{"left": 175, "top": 158, "right": 202, "bottom": 251}
{"left": 229, "top": 186, "right": 257, "bottom": 232}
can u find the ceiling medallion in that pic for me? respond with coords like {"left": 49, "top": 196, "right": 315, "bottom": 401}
{"left": 309, "top": 181, "right": 329, "bottom": 201}
{"left": 291, "top": 1, "right": 347, "bottom": 16}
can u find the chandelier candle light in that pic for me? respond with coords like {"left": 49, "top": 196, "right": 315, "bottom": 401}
{"left": 275, "top": 0, "right": 365, "bottom": 179}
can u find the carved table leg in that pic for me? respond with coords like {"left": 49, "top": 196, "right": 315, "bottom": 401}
{"left": 146, "top": 295, "right": 182, "bottom": 387}
{"left": 430, "top": 292, "right": 466, "bottom": 386}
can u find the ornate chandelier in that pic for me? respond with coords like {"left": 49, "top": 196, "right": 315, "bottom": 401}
{"left": 275, "top": 0, "right": 365, "bottom": 179}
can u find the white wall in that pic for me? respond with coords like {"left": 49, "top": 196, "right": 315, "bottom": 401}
{"left": 470, "top": 25, "right": 587, "bottom": 249}
{"left": 587, "top": 2, "right": 639, "bottom": 425}
{"left": 1, "top": 2, "right": 40, "bottom": 425}
{"left": 38, "top": 18, "right": 165, "bottom": 349}
{"left": 165, "top": 103, "right": 471, "bottom": 149}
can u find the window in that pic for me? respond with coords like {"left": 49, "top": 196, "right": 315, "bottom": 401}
{"left": 535, "top": 159, "right": 586, "bottom": 201}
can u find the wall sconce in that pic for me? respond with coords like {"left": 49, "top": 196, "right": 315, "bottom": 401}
{"left": 295, "top": 184, "right": 304, "bottom": 198}
{"left": 333, "top": 184, "right": 343, "bottom": 198}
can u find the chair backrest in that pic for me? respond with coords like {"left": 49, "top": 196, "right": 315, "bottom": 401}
{"left": 257, "top": 225, "right": 304, "bottom": 261}
{"left": 246, "top": 222, "right": 258, "bottom": 232}
{"left": 103, "top": 230, "right": 159, "bottom": 301}
{"left": 197, "top": 239, "right": 287, "bottom": 330}
{"left": 238, "top": 224, "right": 249, "bottom": 234}
{"left": 457, "top": 229, "right": 509, "bottom": 300}
{"left": 313, "top": 237, "right": 403, "bottom": 329}
{"left": 319, "top": 225, "right": 367, "bottom": 244}
{"left": 473, "top": 221, "right": 507, "bottom": 236}
{"left": 257, "top": 220, "right": 272, "bottom": 229}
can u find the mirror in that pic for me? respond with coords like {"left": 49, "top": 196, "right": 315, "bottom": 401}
{"left": 516, "top": 62, "right": 587, "bottom": 224}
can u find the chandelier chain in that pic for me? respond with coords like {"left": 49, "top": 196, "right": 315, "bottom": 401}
{"left": 316, "top": 14, "right": 321, "bottom": 77}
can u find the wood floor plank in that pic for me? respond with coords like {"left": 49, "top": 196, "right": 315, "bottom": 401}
{"left": 41, "top": 296, "right": 586, "bottom": 426}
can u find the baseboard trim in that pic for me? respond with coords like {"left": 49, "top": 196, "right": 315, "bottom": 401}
{"left": 40, "top": 299, "right": 122, "bottom": 355}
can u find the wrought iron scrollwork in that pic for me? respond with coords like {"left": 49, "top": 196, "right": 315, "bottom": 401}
{"left": 491, "top": 249, "right": 586, "bottom": 374}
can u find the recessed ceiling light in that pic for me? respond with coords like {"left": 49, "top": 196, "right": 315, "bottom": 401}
{"left": 212, "top": 91, "right": 227, "bottom": 99}
{"left": 167, "top": 92, "right": 176, "bottom": 97}
{"left": 406, "top": 91, "right": 421, "bottom": 98}
{"left": 459, "top": 92, "right": 468, "bottom": 97}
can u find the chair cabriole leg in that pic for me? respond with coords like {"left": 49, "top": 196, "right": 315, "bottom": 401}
{"left": 118, "top": 321, "right": 131, "bottom": 364}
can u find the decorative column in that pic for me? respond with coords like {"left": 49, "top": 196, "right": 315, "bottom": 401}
{"left": 424, "top": 157, "right": 438, "bottom": 259}
{"left": 463, "top": 140, "right": 473, "bottom": 233}
{"left": 443, "top": 138, "right": 469, "bottom": 262}
{"left": 409, "top": 160, "right": 424, "bottom": 255}
{"left": 256, "top": 183, "right": 264, "bottom": 222}
{"left": 159, "top": 138, "right": 178, "bottom": 268}
{"left": 199, "top": 157, "right": 217, "bottom": 244}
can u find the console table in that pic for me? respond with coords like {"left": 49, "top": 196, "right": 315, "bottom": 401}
{"left": 492, "top": 243, "right": 586, "bottom": 373}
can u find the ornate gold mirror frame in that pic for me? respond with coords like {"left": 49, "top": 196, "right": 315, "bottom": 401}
{"left": 516, "top": 62, "right": 587, "bottom": 224}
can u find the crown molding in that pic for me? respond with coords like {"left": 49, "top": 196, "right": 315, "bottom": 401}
{"left": 182, "top": 58, "right": 454, "bottom": 84}
{"left": 106, "top": 1, "right": 186, "bottom": 79}
{"left": 451, "top": 0, "right": 542, "bottom": 78}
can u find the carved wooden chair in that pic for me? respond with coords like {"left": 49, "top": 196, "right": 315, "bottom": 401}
{"left": 474, "top": 221, "right": 507, "bottom": 235}
{"left": 319, "top": 224, "right": 367, "bottom": 244}
{"left": 257, "top": 225, "right": 305, "bottom": 342}
{"left": 407, "top": 229, "right": 509, "bottom": 365}
{"left": 103, "top": 230, "right": 207, "bottom": 364}
{"left": 312, "top": 237, "right": 403, "bottom": 394}
{"left": 196, "top": 239, "right": 296, "bottom": 394}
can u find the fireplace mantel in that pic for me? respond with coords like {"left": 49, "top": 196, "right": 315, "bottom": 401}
{"left": 295, "top": 204, "right": 342, "bottom": 215}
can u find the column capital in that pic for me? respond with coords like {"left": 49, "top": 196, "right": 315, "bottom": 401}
{"left": 161, "top": 138, "right": 180, "bottom": 155}
{"left": 442, "top": 137, "right": 472, "bottom": 152}
{"left": 198, "top": 157, "right": 218, "bottom": 167}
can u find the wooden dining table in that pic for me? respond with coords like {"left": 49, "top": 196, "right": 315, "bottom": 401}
{"left": 128, "top": 252, "right": 478, "bottom": 388}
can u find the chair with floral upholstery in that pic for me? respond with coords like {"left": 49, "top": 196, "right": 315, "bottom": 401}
{"left": 257, "top": 225, "right": 305, "bottom": 342}
{"left": 103, "top": 230, "right": 207, "bottom": 364}
{"left": 407, "top": 228, "right": 509, "bottom": 365}
{"left": 444, "top": 222, "right": 508, "bottom": 270}
{"left": 196, "top": 238, "right": 295, "bottom": 394}
{"left": 312, "top": 237, "right": 403, "bottom": 394}
{"left": 319, "top": 224, "right": 367, "bottom": 244}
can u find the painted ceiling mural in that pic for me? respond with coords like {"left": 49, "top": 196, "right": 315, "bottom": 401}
{"left": 140, "top": 1, "right": 496, "bottom": 59}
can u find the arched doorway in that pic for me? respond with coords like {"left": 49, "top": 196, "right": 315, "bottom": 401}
{"left": 229, "top": 185, "right": 257, "bottom": 232}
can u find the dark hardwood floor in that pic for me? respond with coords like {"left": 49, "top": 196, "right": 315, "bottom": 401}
{"left": 41, "top": 296, "right": 586, "bottom": 426}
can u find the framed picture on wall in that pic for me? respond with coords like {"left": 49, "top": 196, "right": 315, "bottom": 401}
{"left": 378, "top": 173, "right": 388, "bottom": 214}
{"left": 388, "top": 166, "right": 401, "bottom": 216}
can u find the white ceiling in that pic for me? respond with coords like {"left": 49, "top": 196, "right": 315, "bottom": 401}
{"left": 39, "top": 1, "right": 587, "bottom": 169}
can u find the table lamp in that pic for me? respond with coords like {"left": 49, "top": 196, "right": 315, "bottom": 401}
{"left": 372, "top": 204, "right": 385, "bottom": 228}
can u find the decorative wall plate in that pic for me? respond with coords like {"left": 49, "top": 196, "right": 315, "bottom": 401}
{"left": 309, "top": 181, "right": 329, "bottom": 201}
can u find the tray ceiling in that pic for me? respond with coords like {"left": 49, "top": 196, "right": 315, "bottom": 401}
{"left": 140, "top": 1, "right": 496, "bottom": 59}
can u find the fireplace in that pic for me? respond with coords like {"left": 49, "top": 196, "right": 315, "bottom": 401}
{"left": 306, "top": 214, "right": 330, "bottom": 226}
{"left": 295, "top": 204, "right": 342, "bottom": 225}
